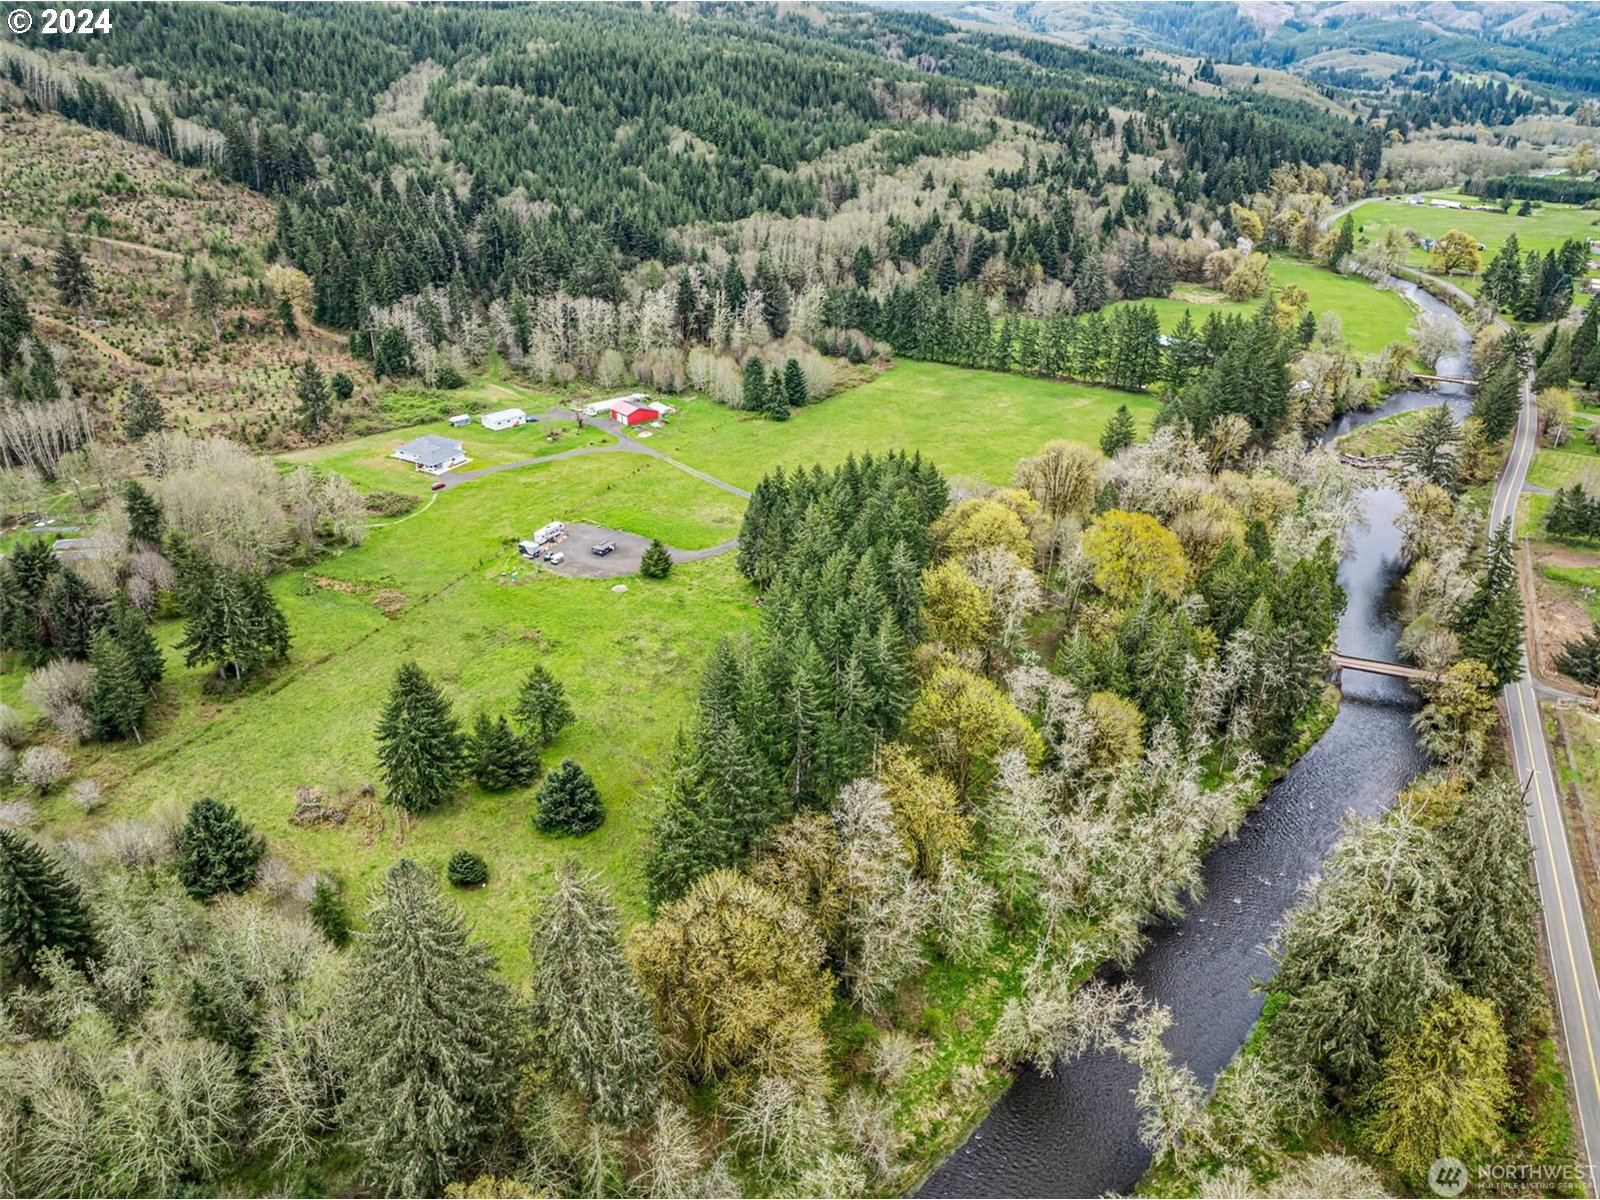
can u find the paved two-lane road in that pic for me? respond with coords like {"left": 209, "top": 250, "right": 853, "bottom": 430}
{"left": 1493, "top": 373, "right": 1600, "bottom": 1180}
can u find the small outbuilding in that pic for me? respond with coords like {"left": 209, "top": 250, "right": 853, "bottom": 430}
{"left": 532, "top": 520, "right": 565, "bottom": 546}
{"left": 394, "top": 434, "right": 468, "bottom": 474}
{"left": 609, "top": 399, "right": 661, "bottom": 426}
{"left": 448, "top": 413, "right": 471, "bottom": 427}
{"left": 481, "top": 408, "right": 528, "bottom": 431}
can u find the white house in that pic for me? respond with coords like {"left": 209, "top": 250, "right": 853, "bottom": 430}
{"left": 1429, "top": 198, "right": 1462, "bottom": 209}
{"left": 393, "top": 434, "right": 468, "bottom": 475}
{"left": 481, "top": 408, "right": 527, "bottom": 431}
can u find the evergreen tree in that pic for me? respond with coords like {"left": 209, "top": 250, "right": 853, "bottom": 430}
{"left": 528, "top": 860, "right": 661, "bottom": 1128}
{"left": 754, "top": 255, "right": 790, "bottom": 336}
{"left": 469, "top": 713, "right": 537, "bottom": 790}
{"left": 0, "top": 829, "right": 95, "bottom": 977}
{"left": 1398, "top": 404, "right": 1460, "bottom": 491}
{"left": 295, "top": 357, "right": 331, "bottom": 435}
{"left": 1099, "top": 403, "right": 1136, "bottom": 456}
{"left": 309, "top": 877, "right": 352, "bottom": 947}
{"left": 192, "top": 267, "right": 225, "bottom": 338}
{"left": 447, "top": 850, "right": 489, "bottom": 887}
{"left": 783, "top": 357, "right": 808, "bottom": 408}
{"left": 1481, "top": 234, "right": 1523, "bottom": 309}
{"left": 1579, "top": 340, "right": 1600, "bottom": 391}
{"left": 331, "top": 370, "right": 355, "bottom": 401}
{"left": 765, "top": 363, "right": 791, "bottom": 421}
{"left": 1557, "top": 621, "right": 1600, "bottom": 687}
{"left": 277, "top": 293, "right": 298, "bottom": 337}
{"left": 52, "top": 235, "right": 94, "bottom": 318}
{"left": 514, "top": 664, "right": 574, "bottom": 746}
{"left": 1535, "top": 334, "right": 1571, "bottom": 391}
{"left": 43, "top": 567, "right": 102, "bottom": 660}
{"left": 122, "top": 380, "right": 167, "bottom": 440}
{"left": 109, "top": 597, "right": 164, "bottom": 690}
{"left": 177, "top": 560, "right": 291, "bottom": 681}
{"left": 0, "top": 262, "right": 33, "bottom": 376}
{"left": 175, "top": 797, "right": 266, "bottom": 899}
{"left": 375, "top": 662, "right": 467, "bottom": 814}
{"left": 1471, "top": 354, "right": 1522, "bottom": 442}
{"left": 1457, "top": 522, "right": 1524, "bottom": 686}
{"left": 89, "top": 627, "right": 149, "bottom": 742}
{"left": 1571, "top": 300, "right": 1600, "bottom": 379}
{"left": 337, "top": 859, "right": 522, "bottom": 1196}
{"left": 740, "top": 354, "right": 767, "bottom": 412}
{"left": 534, "top": 758, "right": 604, "bottom": 835}
{"left": 640, "top": 538, "right": 673, "bottom": 579}
{"left": 122, "top": 479, "right": 164, "bottom": 548}
{"left": 1328, "top": 212, "right": 1355, "bottom": 267}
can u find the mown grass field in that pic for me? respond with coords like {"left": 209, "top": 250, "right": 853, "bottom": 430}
{"left": 1528, "top": 441, "right": 1600, "bottom": 492}
{"left": 1106, "top": 258, "right": 1418, "bottom": 355}
{"left": 1347, "top": 192, "right": 1600, "bottom": 297}
{"left": 9, "top": 455, "right": 753, "bottom": 961}
{"left": 637, "top": 360, "right": 1160, "bottom": 489}
{"left": 283, "top": 417, "right": 614, "bottom": 494}
{"left": 1332, "top": 407, "right": 1433, "bottom": 458}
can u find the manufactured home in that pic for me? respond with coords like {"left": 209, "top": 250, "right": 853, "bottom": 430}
{"left": 481, "top": 408, "right": 528, "bottom": 431}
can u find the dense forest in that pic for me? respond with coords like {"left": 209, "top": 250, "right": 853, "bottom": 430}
{"left": 1, "top": 0, "right": 1377, "bottom": 390}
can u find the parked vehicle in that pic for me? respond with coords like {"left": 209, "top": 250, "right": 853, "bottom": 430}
{"left": 593, "top": 541, "right": 616, "bottom": 556}
{"left": 548, "top": 551, "right": 565, "bottom": 565}
{"left": 431, "top": 481, "right": 447, "bottom": 491}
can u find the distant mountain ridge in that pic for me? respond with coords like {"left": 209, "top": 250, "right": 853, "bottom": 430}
{"left": 883, "top": 1, "right": 1600, "bottom": 98}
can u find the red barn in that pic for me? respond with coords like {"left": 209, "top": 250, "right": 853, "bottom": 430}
{"left": 610, "top": 400, "right": 661, "bottom": 425}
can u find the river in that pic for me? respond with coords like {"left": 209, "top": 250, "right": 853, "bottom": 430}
{"left": 919, "top": 279, "right": 1470, "bottom": 1197}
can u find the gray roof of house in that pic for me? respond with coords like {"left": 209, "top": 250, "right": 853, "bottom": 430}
{"left": 397, "top": 433, "right": 463, "bottom": 465}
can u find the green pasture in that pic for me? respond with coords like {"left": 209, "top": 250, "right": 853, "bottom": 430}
{"left": 1347, "top": 193, "right": 1600, "bottom": 297}
{"left": 9, "top": 454, "right": 753, "bottom": 961}
{"left": 1107, "top": 258, "right": 1418, "bottom": 355}
{"left": 638, "top": 360, "right": 1158, "bottom": 490}
{"left": 283, "top": 418, "right": 613, "bottom": 494}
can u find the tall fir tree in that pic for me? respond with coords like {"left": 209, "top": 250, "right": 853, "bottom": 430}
{"left": 89, "top": 627, "right": 149, "bottom": 742}
{"left": 337, "top": 859, "right": 523, "bottom": 1196}
{"left": 1099, "top": 403, "right": 1136, "bottom": 456}
{"left": 122, "top": 380, "right": 167, "bottom": 441}
{"left": 740, "top": 354, "right": 767, "bottom": 413}
{"left": 528, "top": 860, "right": 661, "bottom": 1128}
{"left": 783, "top": 357, "right": 808, "bottom": 408}
{"left": 469, "top": 712, "right": 538, "bottom": 790}
{"left": 0, "top": 830, "right": 95, "bottom": 977}
{"left": 122, "top": 479, "right": 165, "bottom": 548}
{"left": 640, "top": 539, "right": 673, "bottom": 579}
{"left": 375, "top": 662, "right": 467, "bottom": 813}
{"left": 1558, "top": 621, "right": 1600, "bottom": 688}
{"left": 514, "top": 664, "right": 574, "bottom": 745}
{"left": 52, "top": 235, "right": 94, "bottom": 318}
{"left": 295, "top": 357, "right": 331, "bottom": 435}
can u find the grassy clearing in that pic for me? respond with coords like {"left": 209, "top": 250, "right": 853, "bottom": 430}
{"left": 1348, "top": 193, "right": 1600, "bottom": 297}
{"left": 1528, "top": 446, "right": 1600, "bottom": 491}
{"left": 282, "top": 418, "right": 614, "bottom": 494}
{"left": 639, "top": 360, "right": 1159, "bottom": 490}
{"left": 1106, "top": 259, "right": 1417, "bottom": 355}
{"left": 9, "top": 455, "right": 753, "bottom": 963}
{"left": 1333, "top": 408, "right": 1432, "bottom": 457}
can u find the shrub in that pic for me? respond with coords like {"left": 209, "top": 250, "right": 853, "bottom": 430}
{"left": 639, "top": 539, "right": 672, "bottom": 579}
{"left": 309, "top": 876, "right": 352, "bottom": 947}
{"left": 175, "top": 797, "right": 266, "bottom": 899}
{"left": 447, "top": 850, "right": 489, "bottom": 887}
{"left": 16, "top": 746, "right": 70, "bottom": 794}
{"left": 68, "top": 778, "right": 102, "bottom": 814}
{"left": 0, "top": 703, "right": 28, "bottom": 750}
{"left": 22, "top": 661, "right": 93, "bottom": 740}
{"left": 534, "top": 759, "right": 604, "bottom": 836}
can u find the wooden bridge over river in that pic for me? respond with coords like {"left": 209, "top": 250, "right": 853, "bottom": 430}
{"left": 1327, "top": 652, "right": 1441, "bottom": 685}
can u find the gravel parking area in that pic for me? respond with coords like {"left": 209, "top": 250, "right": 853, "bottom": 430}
{"left": 528, "top": 523, "right": 652, "bottom": 579}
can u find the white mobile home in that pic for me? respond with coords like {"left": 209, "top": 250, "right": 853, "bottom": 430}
{"left": 481, "top": 408, "right": 527, "bottom": 431}
{"left": 532, "top": 521, "right": 565, "bottom": 546}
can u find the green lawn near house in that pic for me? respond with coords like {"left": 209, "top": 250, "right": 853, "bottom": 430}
{"left": 1529, "top": 445, "right": 1600, "bottom": 492}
